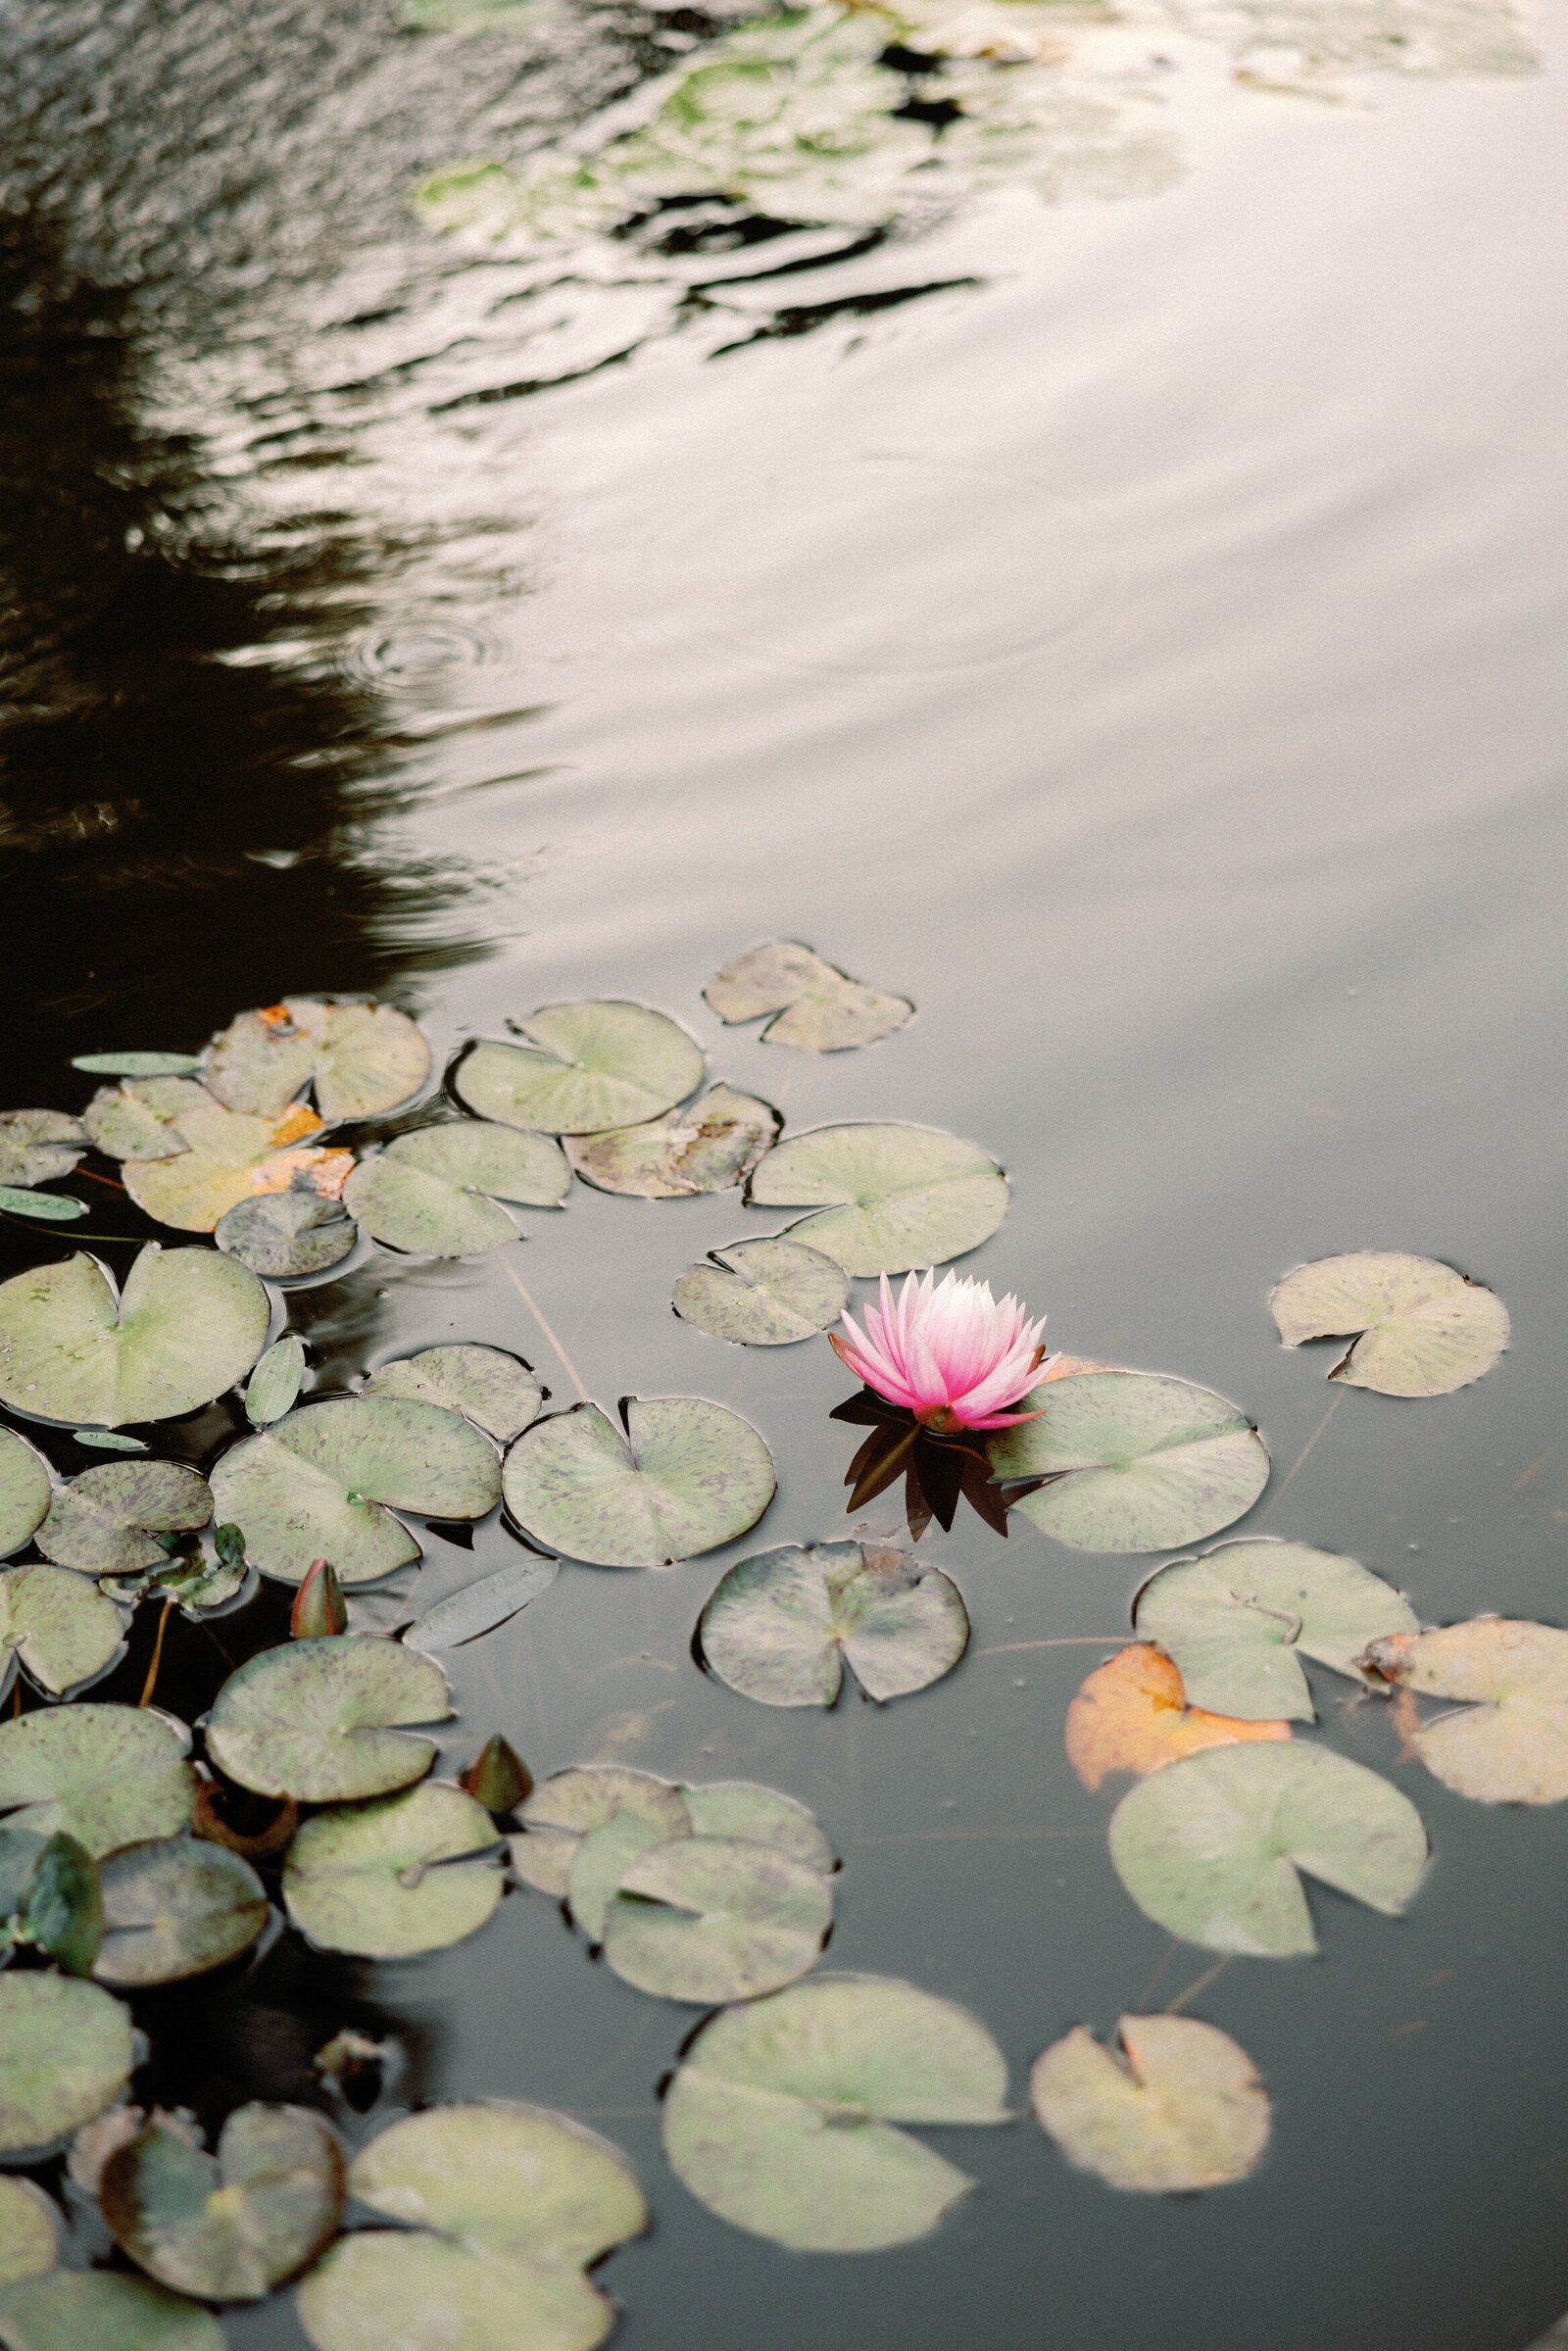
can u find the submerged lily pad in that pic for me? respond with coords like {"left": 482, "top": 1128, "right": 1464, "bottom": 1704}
{"left": 0, "top": 1706, "right": 193, "bottom": 1856}
{"left": 1108, "top": 1741, "right": 1428, "bottom": 1956}
{"left": 672, "top": 1236, "right": 850, "bottom": 1347}
{"left": 746, "top": 1122, "right": 1006, "bottom": 1274}
{"left": 0, "top": 1193, "right": 85, "bottom": 1224}
{"left": 988, "top": 1373, "right": 1269, "bottom": 1552}
{"left": 0, "top": 2179, "right": 59, "bottom": 2286}
{"left": 94, "top": 1839, "right": 270, "bottom": 1985}
{"left": 0, "top": 1973, "right": 135, "bottom": 2152}
{"left": 0, "top": 1437, "right": 50, "bottom": 1563}
{"left": 510, "top": 1767, "right": 691, "bottom": 1898}
{"left": 343, "top": 1123, "right": 570, "bottom": 1255}
{"left": 699, "top": 1540, "right": 968, "bottom": 1707}
{"left": 1063, "top": 1645, "right": 1290, "bottom": 1793}
{"left": 0, "top": 1247, "right": 270, "bottom": 1431}
{"left": 456, "top": 1003, "right": 705, "bottom": 1136}
{"left": 706, "top": 940, "right": 913, "bottom": 1053}
{"left": 662, "top": 1975, "right": 1010, "bottom": 2252}
{"left": 101, "top": 2105, "right": 343, "bottom": 2300}
{"left": 211, "top": 1397, "right": 502, "bottom": 1587}
{"left": 0, "top": 1566, "right": 124, "bottom": 1698}
{"left": 0, "top": 1114, "right": 86, "bottom": 1191}
{"left": 217, "top": 1193, "right": 357, "bottom": 1280}
{"left": 246, "top": 1336, "right": 306, "bottom": 1429}
{"left": 0, "top": 2271, "right": 222, "bottom": 2351}
{"left": 207, "top": 1638, "right": 452, "bottom": 1801}
{"left": 284, "top": 1782, "right": 503, "bottom": 1959}
{"left": 1269, "top": 1250, "right": 1510, "bottom": 1396}
{"left": 1031, "top": 2016, "right": 1270, "bottom": 2193}
{"left": 36, "top": 1461, "right": 211, "bottom": 1578}
{"left": 1365, "top": 1619, "right": 1568, "bottom": 1804}
{"left": 404, "top": 1556, "right": 559, "bottom": 1652}
{"left": 206, "top": 1000, "right": 431, "bottom": 1124}
{"left": 82, "top": 1078, "right": 207, "bottom": 1163}
{"left": 122, "top": 1090, "right": 353, "bottom": 1236}
{"left": 565, "top": 1086, "right": 780, "bottom": 1199}
{"left": 603, "top": 1835, "right": 832, "bottom": 2003}
{"left": 364, "top": 1346, "right": 543, "bottom": 1442}
{"left": 502, "top": 1396, "right": 775, "bottom": 1568}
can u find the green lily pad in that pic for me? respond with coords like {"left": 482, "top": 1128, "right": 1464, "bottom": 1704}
{"left": 364, "top": 1346, "right": 543, "bottom": 1442}
{"left": 501, "top": 1396, "right": 775, "bottom": 1568}
{"left": 0, "top": 1706, "right": 193, "bottom": 1856}
{"left": 0, "top": 2271, "right": 224, "bottom": 2351}
{"left": 746, "top": 1122, "right": 1006, "bottom": 1274}
{"left": 101, "top": 2105, "right": 343, "bottom": 2300}
{"left": 36, "top": 1461, "right": 212, "bottom": 1578}
{"left": 565, "top": 1087, "right": 780, "bottom": 1200}
{"left": 210, "top": 1397, "right": 502, "bottom": 1588}
{"left": 565, "top": 1809, "right": 671, "bottom": 1943}
{"left": 298, "top": 2229, "right": 610, "bottom": 2351}
{"left": 1107, "top": 1740, "right": 1428, "bottom": 1956}
{"left": 122, "top": 1091, "right": 353, "bottom": 1236}
{"left": 0, "top": 1437, "right": 50, "bottom": 1562}
{"left": 603, "top": 1835, "right": 832, "bottom": 2003}
{"left": 93, "top": 1839, "right": 270, "bottom": 1984}
{"left": 699, "top": 1540, "right": 968, "bottom": 1708}
{"left": 1269, "top": 1250, "right": 1510, "bottom": 1396}
{"left": 404, "top": 1556, "right": 559, "bottom": 1651}
{"left": 283, "top": 1782, "right": 503, "bottom": 1958}
{"left": 82, "top": 1079, "right": 207, "bottom": 1164}
{"left": 72, "top": 1053, "right": 202, "bottom": 1080}
{"left": 206, "top": 1638, "right": 452, "bottom": 1801}
{"left": 705, "top": 940, "right": 913, "bottom": 1053}
{"left": 1364, "top": 1618, "right": 1568, "bottom": 1804}
{"left": 74, "top": 1432, "right": 148, "bottom": 1454}
{"left": 0, "top": 1566, "right": 124, "bottom": 1698}
{"left": 1134, "top": 1540, "right": 1418, "bottom": 1721}
{"left": 510, "top": 1767, "right": 691, "bottom": 1898}
{"left": 0, "top": 1246, "right": 270, "bottom": 1430}
{"left": 0, "top": 1115, "right": 86, "bottom": 1191}
{"left": 0, "top": 2180, "right": 58, "bottom": 2286}
{"left": 216, "top": 1193, "right": 358, "bottom": 1280}
{"left": 0, "top": 1829, "right": 103, "bottom": 1976}
{"left": 245, "top": 1336, "right": 306, "bottom": 1428}
{"left": 672, "top": 1236, "right": 850, "bottom": 1346}
{"left": 680, "top": 1783, "right": 835, "bottom": 1871}
{"left": 206, "top": 1000, "right": 431, "bottom": 1124}
{"left": 1030, "top": 2015, "right": 1270, "bottom": 2193}
{"left": 456, "top": 1003, "right": 705, "bottom": 1136}
{"left": 343, "top": 1124, "right": 570, "bottom": 1256}
{"left": 0, "top": 1194, "right": 85, "bottom": 1225}
{"left": 662, "top": 1975, "right": 1010, "bottom": 2251}
{"left": 0, "top": 1973, "right": 134, "bottom": 2152}
{"left": 988, "top": 1373, "right": 1270, "bottom": 1553}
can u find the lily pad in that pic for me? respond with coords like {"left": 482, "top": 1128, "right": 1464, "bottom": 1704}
{"left": 206, "top": 1000, "right": 431, "bottom": 1124}
{"left": 987, "top": 1372, "right": 1269, "bottom": 1552}
{"left": 283, "top": 1781, "right": 503, "bottom": 1959}
{"left": 206, "top": 1638, "right": 452, "bottom": 1801}
{"left": 216, "top": 1192, "right": 358, "bottom": 1280}
{"left": 246, "top": 1336, "right": 306, "bottom": 1429}
{"left": 0, "top": 2272, "right": 222, "bottom": 2351}
{"left": 210, "top": 1397, "right": 502, "bottom": 1587}
{"left": 364, "top": 1346, "right": 542, "bottom": 1442}
{"left": 1063, "top": 1645, "right": 1290, "bottom": 1793}
{"left": 672, "top": 1236, "right": 850, "bottom": 1346}
{"left": 0, "top": 1194, "right": 84, "bottom": 1225}
{"left": 0, "top": 2180, "right": 58, "bottom": 2287}
{"left": 36, "top": 1461, "right": 212, "bottom": 1578}
{"left": 1031, "top": 2016, "right": 1270, "bottom": 2193}
{"left": 662, "top": 1975, "right": 1010, "bottom": 2251}
{"left": 603, "top": 1836, "right": 833, "bottom": 2003}
{"left": 0, "top": 1973, "right": 134, "bottom": 2152}
{"left": 404, "top": 1556, "right": 559, "bottom": 1651}
{"left": 0, "top": 1438, "right": 50, "bottom": 1563}
{"left": 93, "top": 1839, "right": 270, "bottom": 1985}
{"left": 0, "top": 1115, "right": 85, "bottom": 1190}
{"left": 74, "top": 1432, "right": 148, "bottom": 1454}
{"left": 0, "top": 1828, "right": 103, "bottom": 1976}
{"left": 456, "top": 1003, "right": 705, "bottom": 1136}
{"left": 565, "top": 1809, "right": 671, "bottom": 1944}
{"left": 1364, "top": 1619, "right": 1568, "bottom": 1804}
{"left": 1269, "top": 1250, "right": 1510, "bottom": 1396}
{"left": 705, "top": 940, "right": 913, "bottom": 1053}
{"left": 72, "top": 1053, "right": 202, "bottom": 1079}
{"left": 699, "top": 1540, "right": 968, "bottom": 1707}
{"left": 0, "top": 1566, "right": 124, "bottom": 1698}
{"left": 82, "top": 1079, "right": 207, "bottom": 1163}
{"left": 1107, "top": 1740, "right": 1428, "bottom": 1956}
{"left": 502, "top": 1397, "right": 775, "bottom": 1568}
{"left": 0, "top": 1706, "right": 193, "bottom": 1856}
{"left": 1134, "top": 1540, "right": 1418, "bottom": 1721}
{"left": 101, "top": 2105, "right": 343, "bottom": 2300}
{"left": 746, "top": 1122, "right": 1006, "bottom": 1274}
{"left": 565, "top": 1087, "right": 780, "bottom": 1199}
{"left": 510, "top": 1767, "right": 691, "bottom": 1898}
{"left": 343, "top": 1124, "right": 570, "bottom": 1256}
{"left": 680, "top": 1783, "right": 834, "bottom": 1872}
{"left": 0, "top": 1246, "right": 270, "bottom": 1430}
{"left": 122, "top": 1090, "right": 353, "bottom": 1236}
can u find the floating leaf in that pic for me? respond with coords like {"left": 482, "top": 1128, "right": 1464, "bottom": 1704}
{"left": 1269, "top": 1250, "right": 1510, "bottom": 1396}
{"left": 211, "top": 1397, "right": 502, "bottom": 1587}
{"left": 72, "top": 1052, "right": 203, "bottom": 1079}
{"left": 510, "top": 1766, "right": 691, "bottom": 1898}
{"left": 456, "top": 1002, "right": 705, "bottom": 1136}
{"left": 217, "top": 1192, "right": 358, "bottom": 1280}
{"left": 0, "top": 2268, "right": 224, "bottom": 2349}
{"left": 206, "top": 1000, "right": 431, "bottom": 1124}
{"left": 404, "top": 1557, "right": 559, "bottom": 1651}
{"left": 207, "top": 1638, "right": 451, "bottom": 1801}
{"left": 662, "top": 1975, "right": 1010, "bottom": 2252}
{"left": 74, "top": 1431, "right": 149, "bottom": 1454}
{"left": 1064, "top": 1645, "right": 1290, "bottom": 1792}
{"left": 36, "top": 1461, "right": 211, "bottom": 1578}
{"left": 283, "top": 1782, "right": 503, "bottom": 1958}
{"left": 1134, "top": 1540, "right": 1418, "bottom": 1721}
{"left": 122, "top": 1089, "right": 353, "bottom": 1236}
{"left": 672, "top": 1236, "right": 850, "bottom": 1347}
{"left": 364, "top": 1345, "right": 542, "bottom": 1442}
{"left": 603, "top": 1836, "right": 832, "bottom": 2003}
{"left": 0, "top": 1567, "right": 124, "bottom": 1698}
{"left": 1108, "top": 1741, "right": 1428, "bottom": 1956}
{"left": 93, "top": 1839, "right": 269, "bottom": 1985}
{"left": 746, "top": 1122, "right": 1006, "bottom": 1275}
{"left": 699, "top": 1540, "right": 968, "bottom": 1707}
{"left": 0, "top": 1192, "right": 85, "bottom": 1224}
{"left": 706, "top": 940, "right": 912, "bottom": 1053}
{"left": 566, "top": 1811, "right": 671, "bottom": 1944}
{"left": 502, "top": 1396, "right": 774, "bottom": 1568}
{"left": 0, "top": 1114, "right": 86, "bottom": 1190}
{"left": 82, "top": 1078, "right": 207, "bottom": 1163}
{"left": 1364, "top": 1619, "right": 1568, "bottom": 1804}
{"left": 241, "top": 1340, "right": 303, "bottom": 1432}
{"left": 343, "top": 1123, "right": 570, "bottom": 1256}
{"left": 101, "top": 2105, "right": 343, "bottom": 2300}
{"left": 565, "top": 1086, "right": 780, "bottom": 1199}
{"left": 0, "top": 1973, "right": 134, "bottom": 2152}
{"left": 0, "top": 1437, "right": 49, "bottom": 1562}
{"left": 1031, "top": 2016, "right": 1270, "bottom": 2193}
{"left": 0, "top": 1706, "right": 193, "bottom": 1856}
{"left": 0, "top": 2178, "right": 59, "bottom": 2286}
{"left": 680, "top": 1782, "right": 835, "bottom": 1871}
{"left": 988, "top": 1372, "right": 1269, "bottom": 1553}
{"left": 0, "top": 1246, "right": 270, "bottom": 1429}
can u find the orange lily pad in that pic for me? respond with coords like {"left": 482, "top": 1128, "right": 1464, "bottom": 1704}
{"left": 1065, "top": 1643, "right": 1291, "bottom": 1792}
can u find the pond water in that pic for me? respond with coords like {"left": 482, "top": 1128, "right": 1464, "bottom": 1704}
{"left": 2, "top": 0, "right": 1568, "bottom": 2344}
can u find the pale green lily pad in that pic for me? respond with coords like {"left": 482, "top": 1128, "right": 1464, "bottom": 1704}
{"left": 72, "top": 1053, "right": 202, "bottom": 1079}
{"left": 510, "top": 1767, "right": 691, "bottom": 1897}
{"left": 1364, "top": 1619, "right": 1568, "bottom": 1804}
{"left": 673, "top": 1236, "right": 850, "bottom": 1346}
{"left": 746, "top": 1122, "right": 1006, "bottom": 1274}
{"left": 284, "top": 1782, "right": 503, "bottom": 1958}
{"left": 566, "top": 1809, "right": 670, "bottom": 1943}
{"left": 699, "top": 1540, "right": 968, "bottom": 1707}
{"left": 343, "top": 1124, "right": 570, "bottom": 1255}
{"left": 246, "top": 1335, "right": 306, "bottom": 1428}
{"left": 565, "top": 1087, "right": 779, "bottom": 1200}
{"left": 0, "top": 2180, "right": 58, "bottom": 2287}
{"left": 988, "top": 1373, "right": 1269, "bottom": 1552}
{"left": 0, "top": 1115, "right": 86, "bottom": 1191}
{"left": 1107, "top": 1741, "right": 1428, "bottom": 1956}
{"left": 364, "top": 1346, "right": 542, "bottom": 1442}
{"left": 101, "top": 2105, "right": 342, "bottom": 2300}
{"left": 0, "top": 1566, "right": 124, "bottom": 1697}
{"left": 604, "top": 1835, "right": 832, "bottom": 2003}
{"left": 210, "top": 1397, "right": 502, "bottom": 1588}
{"left": 1269, "top": 1249, "right": 1510, "bottom": 1396}
{"left": 298, "top": 2230, "right": 612, "bottom": 2351}
{"left": 0, "top": 1246, "right": 270, "bottom": 1430}
{"left": 662, "top": 1974, "right": 1010, "bottom": 2251}
{"left": 1030, "top": 2015, "right": 1270, "bottom": 2193}
{"left": 0, "top": 2268, "right": 224, "bottom": 2351}
{"left": 706, "top": 941, "right": 913, "bottom": 1053}
{"left": 404, "top": 1556, "right": 559, "bottom": 1651}
{"left": 0, "top": 1194, "right": 84, "bottom": 1225}
{"left": 0, "top": 1973, "right": 135, "bottom": 2152}
{"left": 456, "top": 1003, "right": 705, "bottom": 1136}
{"left": 206, "top": 1000, "right": 431, "bottom": 1124}
{"left": 1134, "top": 1540, "right": 1417, "bottom": 1721}
{"left": 36, "top": 1460, "right": 211, "bottom": 1578}
{"left": 680, "top": 1783, "right": 834, "bottom": 1872}
{"left": 502, "top": 1396, "right": 775, "bottom": 1568}
{"left": 74, "top": 1432, "right": 149, "bottom": 1454}
{"left": 0, "top": 1436, "right": 50, "bottom": 1562}
{"left": 207, "top": 1638, "right": 452, "bottom": 1800}
{"left": 0, "top": 1706, "right": 193, "bottom": 1855}
{"left": 82, "top": 1079, "right": 207, "bottom": 1163}
{"left": 216, "top": 1192, "right": 358, "bottom": 1280}
{"left": 93, "top": 1839, "right": 270, "bottom": 1984}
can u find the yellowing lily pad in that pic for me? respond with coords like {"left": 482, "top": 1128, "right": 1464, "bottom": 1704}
{"left": 502, "top": 1396, "right": 775, "bottom": 1568}
{"left": 205, "top": 999, "right": 431, "bottom": 1124}
{"left": 283, "top": 1781, "right": 503, "bottom": 1959}
{"left": 746, "top": 1122, "right": 1006, "bottom": 1274}
{"left": 456, "top": 1002, "right": 705, "bottom": 1136}
{"left": 565, "top": 1086, "right": 780, "bottom": 1199}
{"left": 1063, "top": 1645, "right": 1291, "bottom": 1792}
{"left": 1269, "top": 1250, "right": 1509, "bottom": 1396}
{"left": 0, "top": 2179, "right": 59, "bottom": 2287}
{"left": 0, "top": 1246, "right": 270, "bottom": 1430}
{"left": 1364, "top": 1618, "right": 1568, "bottom": 1803}
{"left": 206, "top": 1638, "right": 452, "bottom": 1801}
{"left": 36, "top": 1460, "right": 211, "bottom": 1578}
{"left": 705, "top": 940, "right": 912, "bottom": 1052}
{"left": 672, "top": 1235, "right": 850, "bottom": 1347}
{"left": 122, "top": 1089, "right": 353, "bottom": 1235}
{"left": 1031, "top": 2015, "right": 1270, "bottom": 2193}
{"left": 698, "top": 1540, "right": 968, "bottom": 1707}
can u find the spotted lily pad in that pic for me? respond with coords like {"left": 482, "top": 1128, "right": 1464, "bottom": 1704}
{"left": 211, "top": 1397, "right": 502, "bottom": 1587}
{"left": 343, "top": 1123, "right": 570, "bottom": 1255}
{"left": 1063, "top": 1645, "right": 1289, "bottom": 1792}
{"left": 0, "top": 1706, "right": 193, "bottom": 1856}
{"left": 0, "top": 1114, "right": 86, "bottom": 1190}
{"left": 503, "top": 1396, "right": 775, "bottom": 1568}
{"left": 1031, "top": 2016, "right": 1270, "bottom": 2193}
{"left": 101, "top": 2105, "right": 343, "bottom": 2300}
{"left": 93, "top": 1839, "right": 270, "bottom": 1985}
{"left": 603, "top": 1836, "right": 832, "bottom": 2003}
{"left": 365, "top": 1346, "right": 542, "bottom": 1442}
{"left": 699, "top": 1540, "right": 968, "bottom": 1707}
{"left": 206, "top": 1000, "right": 431, "bottom": 1124}
{"left": 565, "top": 1087, "right": 780, "bottom": 1199}
{"left": 206, "top": 1638, "right": 452, "bottom": 1801}
{"left": 0, "top": 2178, "right": 59, "bottom": 2286}
{"left": 123, "top": 1090, "right": 354, "bottom": 1236}
{"left": 1365, "top": 1619, "right": 1568, "bottom": 1803}
{"left": 0, "top": 1438, "right": 50, "bottom": 1562}
{"left": 1269, "top": 1250, "right": 1510, "bottom": 1396}
{"left": 82, "top": 1078, "right": 207, "bottom": 1163}
{"left": 746, "top": 1122, "right": 1006, "bottom": 1274}
{"left": 0, "top": 2271, "right": 222, "bottom": 2351}
{"left": 510, "top": 1767, "right": 691, "bottom": 1898}
{"left": 283, "top": 1782, "right": 503, "bottom": 1958}
{"left": 988, "top": 1373, "right": 1269, "bottom": 1552}
{"left": 672, "top": 1236, "right": 851, "bottom": 1346}
{"left": 36, "top": 1461, "right": 212, "bottom": 1578}
{"left": 706, "top": 941, "right": 913, "bottom": 1053}
{"left": 216, "top": 1192, "right": 358, "bottom": 1280}
{"left": 0, "top": 1973, "right": 135, "bottom": 2152}
{"left": 246, "top": 1336, "right": 306, "bottom": 1429}
{"left": 0, "top": 1567, "right": 124, "bottom": 1698}
{"left": 0, "top": 1247, "right": 270, "bottom": 1431}
{"left": 1108, "top": 1741, "right": 1428, "bottom": 1956}
{"left": 403, "top": 1556, "right": 559, "bottom": 1651}
{"left": 456, "top": 1003, "right": 705, "bottom": 1136}
{"left": 662, "top": 1975, "right": 1010, "bottom": 2251}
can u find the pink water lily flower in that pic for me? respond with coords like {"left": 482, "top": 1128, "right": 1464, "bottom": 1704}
{"left": 830, "top": 1268, "right": 1051, "bottom": 1433}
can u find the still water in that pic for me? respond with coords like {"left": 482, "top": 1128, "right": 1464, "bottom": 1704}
{"left": 3, "top": 0, "right": 1568, "bottom": 2342}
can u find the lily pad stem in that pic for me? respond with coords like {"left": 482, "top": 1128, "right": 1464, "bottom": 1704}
{"left": 138, "top": 1596, "right": 175, "bottom": 1707}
